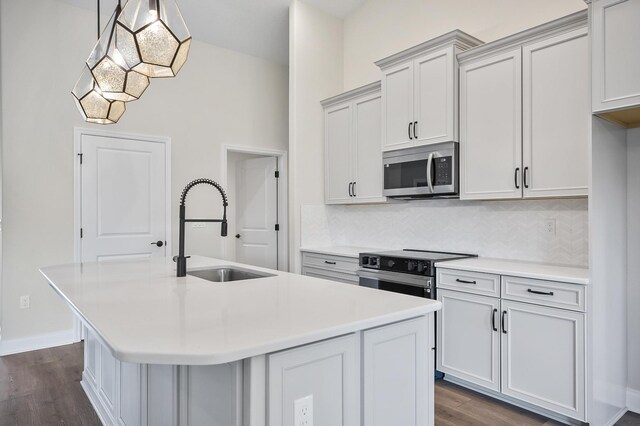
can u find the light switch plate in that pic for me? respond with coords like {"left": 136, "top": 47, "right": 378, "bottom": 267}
{"left": 20, "top": 295, "right": 30, "bottom": 309}
{"left": 294, "top": 394, "right": 313, "bottom": 426}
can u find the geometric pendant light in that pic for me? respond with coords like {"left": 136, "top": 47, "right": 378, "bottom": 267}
{"left": 87, "top": 2, "right": 150, "bottom": 102}
{"left": 116, "top": 0, "right": 192, "bottom": 78}
{"left": 71, "top": 65, "right": 126, "bottom": 125}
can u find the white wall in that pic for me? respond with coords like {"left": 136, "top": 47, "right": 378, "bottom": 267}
{"left": 342, "top": 0, "right": 586, "bottom": 90}
{"left": 627, "top": 128, "right": 640, "bottom": 403}
{"left": 0, "top": 0, "right": 288, "bottom": 343}
{"left": 302, "top": 199, "right": 589, "bottom": 266}
{"left": 289, "top": 1, "right": 344, "bottom": 273}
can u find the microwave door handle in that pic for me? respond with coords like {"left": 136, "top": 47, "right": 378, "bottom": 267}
{"left": 426, "top": 152, "right": 434, "bottom": 193}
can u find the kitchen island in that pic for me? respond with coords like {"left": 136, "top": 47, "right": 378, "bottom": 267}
{"left": 40, "top": 256, "right": 440, "bottom": 426}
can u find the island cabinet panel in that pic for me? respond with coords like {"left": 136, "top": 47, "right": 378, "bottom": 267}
{"left": 118, "top": 362, "right": 143, "bottom": 426}
{"left": 146, "top": 365, "right": 178, "bottom": 426}
{"left": 501, "top": 300, "right": 585, "bottom": 420}
{"left": 84, "top": 330, "right": 100, "bottom": 387}
{"left": 99, "top": 346, "right": 117, "bottom": 418}
{"left": 363, "top": 316, "right": 432, "bottom": 426}
{"left": 268, "top": 334, "right": 360, "bottom": 426}
{"left": 180, "top": 364, "right": 242, "bottom": 426}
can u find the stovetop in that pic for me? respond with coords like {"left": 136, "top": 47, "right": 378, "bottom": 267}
{"left": 364, "top": 249, "right": 475, "bottom": 262}
{"left": 359, "top": 249, "right": 477, "bottom": 276}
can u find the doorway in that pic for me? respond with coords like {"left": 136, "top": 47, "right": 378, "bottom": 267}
{"left": 223, "top": 146, "right": 288, "bottom": 271}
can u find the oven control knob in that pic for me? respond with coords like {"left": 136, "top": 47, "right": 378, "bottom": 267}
{"left": 387, "top": 260, "right": 395, "bottom": 268}
{"left": 417, "top": 262, "right": 424, "bottom": 273}
{"left": 407, "top": 261, "right": 416, "bottom": 271}
{"left": 361, "top": 256, "right": 370, "bottom": 265}
{"left": 370, "top": 257, "right": 378, "bottom": 266}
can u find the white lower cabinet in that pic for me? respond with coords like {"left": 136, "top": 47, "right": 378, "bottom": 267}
{"left": 501, "top": 300, "right": 585, "bottom": 420}
{"left": 437, "top": 269, "right": 586, "bottom": 422}
{"left": 437, "top": 290, "right": 500, "bottom": 391}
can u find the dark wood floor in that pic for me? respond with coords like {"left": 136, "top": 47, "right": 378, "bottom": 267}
{"left": 0, "top": 343, "right": 638, "bottom": 425}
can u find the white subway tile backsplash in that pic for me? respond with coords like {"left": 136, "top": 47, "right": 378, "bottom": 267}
{"left": 301, "top": 199, "right": 588, "bottom": 267}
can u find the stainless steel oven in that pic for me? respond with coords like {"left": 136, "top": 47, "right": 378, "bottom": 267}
{"left": 383, "top": 142, "right": 458, "bottom": 199}
{"left": 357, "top": 269, "right": 433, "bottom": 299}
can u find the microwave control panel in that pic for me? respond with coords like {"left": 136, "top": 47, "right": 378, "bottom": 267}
{"left": 433, "top": 156, "right": 452, "bottom": 186}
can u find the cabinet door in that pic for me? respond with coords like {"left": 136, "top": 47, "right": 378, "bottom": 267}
{"left": 363, "top": 316, "right": 432, "bottom": 426}
{"left": 414, "top": 47, "right": 456, "bottom": 146}
{"left": 523, "top": 28, "right": 589, "bottom": 198}
{"left": 382, "top": 62, "right": 414, "bottom": 151}
{"left": 437, "top": 290, "right": 501, "bottom": 391}
{"left": 268, "top": 334, "right": 360, "bottom": 426}
{"left": 325, "top": 103, "right": 353, "bottom": 204}
{"left": 592, "top": 0, "right": 640, "bottom": 112}
{"left": 353, "top": 92, "right": 385, "bottom": 203}
{"left": 460, "top": 48, "right": 522, "bottom": 200}
{"left": 501, "top": 300, "right": 585, "bottom": 421}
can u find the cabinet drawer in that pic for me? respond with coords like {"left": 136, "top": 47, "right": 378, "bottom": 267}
{"left": 437, "top": 268, "right": 500, "bottom": 297}
{"left": 302, "top": 252, "right": 359, "bottom": 273}
{"left": 302, "top": 266, "right": 358, "bottom": 285}
{"left": 501, "top": 276, "right": 585, "bottom": 312}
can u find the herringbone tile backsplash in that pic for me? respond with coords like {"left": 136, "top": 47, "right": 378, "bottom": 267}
{"left": 301, "top": 199, "right": 588, "bottom": 267}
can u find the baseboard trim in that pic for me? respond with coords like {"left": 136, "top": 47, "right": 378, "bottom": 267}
{"left": 0, "top": 329, "right": 78, "bottom": 356}
{"left": 628, "top": 387, "right": 640, "bottom": 414}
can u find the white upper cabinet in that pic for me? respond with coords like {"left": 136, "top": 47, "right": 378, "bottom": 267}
{"left": 592, "top": 0, "right": 640, "bottom": 123}
{"left": 382, "top": 62, "right": 414, "bottom": 151}
{"left": 324, "top": 103, "right": 353, "bottom": 204}
{"left": 460, "top": 48, "right": 523, "bottom": 200}
{"left": 459, "top": 11, "right": 589, "bottom": 200}
{"left": 522, "top": 28, "right": 589, "bottom": 198}
{"left": 322, "top": 82, "right": 386, "bottom": 205}
{"left": 376, "top": 31, "right": 482, "bottom": 152}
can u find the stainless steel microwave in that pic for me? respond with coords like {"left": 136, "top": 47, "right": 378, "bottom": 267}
{"left": 383, "top": 142, "right": 459, "bottom": 199}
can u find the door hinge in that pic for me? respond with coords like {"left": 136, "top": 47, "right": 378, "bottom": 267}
{"left": 80, "top": 228, "right": 83, "bottom": 238}
{"left": 77, "top": 153, "right": 83, "bottom": 164}
{"left": 275, "top": 224, "right": 280, "bottom": 231}
{"left": 275, "top": 170, "right": 280, "bottom": 179}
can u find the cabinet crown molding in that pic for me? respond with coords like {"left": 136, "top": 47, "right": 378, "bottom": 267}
{"left": 320, "top": 81, "right": 381, "bottom": 108}
{"left": 458, "top": 10, "right": 588, "bottom": 64}
{"left": 374, "top": 30, "right": 483, "bottom": 70}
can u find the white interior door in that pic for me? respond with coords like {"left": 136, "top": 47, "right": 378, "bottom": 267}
{"left": 80, "top": 134, "right": 167, "bottom": 262}
{"left": 235, "top": 157, "right": 278, "bottom": 269}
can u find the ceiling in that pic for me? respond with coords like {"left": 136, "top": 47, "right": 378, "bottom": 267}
{"left": 61, "top": 0, "right": 366, "bottom": 65}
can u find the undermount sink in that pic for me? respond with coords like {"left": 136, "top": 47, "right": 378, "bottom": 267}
{"left": 188, "top": 266, "right": 275, "bottom": 283}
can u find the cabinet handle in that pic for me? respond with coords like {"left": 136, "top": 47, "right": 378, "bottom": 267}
{"left": 524, "top": 167, "right": 529, "bottom": 188}
{"left": 501, "top": 310, "right": 507, "bottom": 334}
{"left": 353, "top": 182, "right": 356, "bottom": 197}
{"left": 348, "top": 182, "right": 353, "bottom": 197}
{"left": 514, "top": 167, "right": 520, "bottom": 189}
{"left": 492, "top": 308, "right": 498, "bottom": 332}
{"left": 455, "top": 278, "right": 476, "bottom": 284}
{"left": 527, "top": 288, "right": 554, "bottom": 296}
{"left": 408, "top": 122, "right": 413, "bottom": 140}
{"left": 413, "top": 121, "right": 418, "bottom": 139}
{"left": 324, "top": 261, "right": 337, "bottom": 265}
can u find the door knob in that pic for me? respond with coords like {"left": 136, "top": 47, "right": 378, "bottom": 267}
{"left": 235, "top": 234, "right": 241, "bottom": 239}
{"left": 151, "top": 240, "right": 164, "bottom": 247}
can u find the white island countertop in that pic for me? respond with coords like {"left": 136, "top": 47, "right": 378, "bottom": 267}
{"left": 435, "top": 257, "right": 589, "bottom": 285}
{"left": 40, "top": 256, "right": 440, "bottom": 365}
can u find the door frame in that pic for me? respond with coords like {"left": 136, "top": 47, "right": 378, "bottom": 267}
{"left": 221, "top": 145, "right": 289, "bottom": 272}
{"left": 73, "top": 127, "right": 172, "bottom": 339}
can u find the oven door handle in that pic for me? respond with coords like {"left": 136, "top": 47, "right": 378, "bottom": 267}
{"left": 357, "top": 269, "right": 432, "bottom": 288}
{"left": 426, "top": 152, "right": 435, "bottom": 193}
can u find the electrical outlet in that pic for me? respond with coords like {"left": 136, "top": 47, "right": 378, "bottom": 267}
{"left": 544, "top": 219, "right": 556, "bottom": 235}
{"left": 294, "top": 395, "right": 313, "bottom": 426}
{"left": 20, "top": 295, "right": 30, "bottom": 309}
{"left": 192, "top": 223, "right": 206, "bottom": 229}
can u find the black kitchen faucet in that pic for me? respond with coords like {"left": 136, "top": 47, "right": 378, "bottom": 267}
{"left": 175, "top": 178, "right": 228, "bottom": 277}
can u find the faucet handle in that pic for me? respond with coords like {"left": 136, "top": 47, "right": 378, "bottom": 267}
{"left": 172, "top": 255, "right": 191, "bottom": 262}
